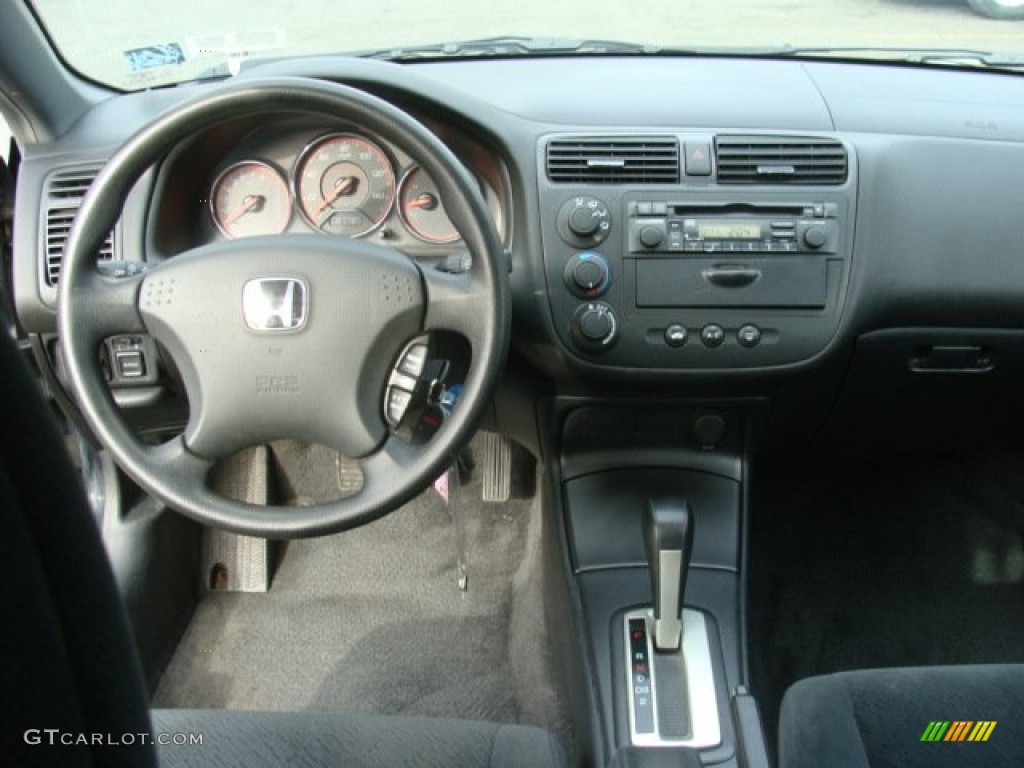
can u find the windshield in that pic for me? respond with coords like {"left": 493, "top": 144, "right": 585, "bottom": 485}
{"left": 28, "top": 0, "right": 1024, "bottom": 90}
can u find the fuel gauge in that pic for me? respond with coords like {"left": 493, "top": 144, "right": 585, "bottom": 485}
{"left": 398, "top": 166, "right": 460, "bottom": 244}
{"left": 211, "top": 161, "right": 292, "bottom": 239}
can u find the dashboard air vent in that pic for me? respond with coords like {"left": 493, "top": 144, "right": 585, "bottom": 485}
{"left": 715, "top": 136, "right": 848, "bottom": 185}
{"left": 547, "top": 137, "right": 680, "bottom": 184}
{"left": 43, "top": 166, "right": 115, "bottom": 287}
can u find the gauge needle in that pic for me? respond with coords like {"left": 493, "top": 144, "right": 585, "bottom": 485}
{"left": 407, "top": 193, "right": 438, "bottom": 211}
{"left": 223, "top": 194, "right": 264, "bottom": 226}
{"left": 313, "top": 176, "right": 356, "bottom": 217}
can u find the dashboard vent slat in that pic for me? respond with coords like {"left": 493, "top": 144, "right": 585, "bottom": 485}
{"left": 715, "top": 136, "right": 848, "bottom": 185}
{"left": 43, "top": 166, "right": 116, "bottom": 287}
{"left": 547, "top": 137, "right": 680, "bottom": 184}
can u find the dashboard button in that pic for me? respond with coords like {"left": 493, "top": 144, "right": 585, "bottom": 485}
{"left": 737, "top": 324, "right": 762, "bottom": 348}
{"left": 684, "top": 142, "right": 713, "bottom": 176}
{"left": 664, "top": 324, "right": 688, "bottom": 348}
{"left": 701, "top": 324, "right": 725, "bottom": 348}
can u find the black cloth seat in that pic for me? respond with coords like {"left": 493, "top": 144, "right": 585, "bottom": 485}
{"left": 0, "top": 316, "right": 564, "bottom": 767}
{"left": 152, "top": 710, "right": 564, "bottom": 767}
{"left": 779, "top": 665, "right": 1024, "bottom": 768}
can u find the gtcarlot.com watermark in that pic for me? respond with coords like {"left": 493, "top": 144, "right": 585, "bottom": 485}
{"left": 25, "top": 729, "right": 203, "bottom": 746}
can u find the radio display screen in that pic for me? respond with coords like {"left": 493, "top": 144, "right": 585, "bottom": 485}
{"left": 698, "top": 221, "right": 762, "bottom": 239}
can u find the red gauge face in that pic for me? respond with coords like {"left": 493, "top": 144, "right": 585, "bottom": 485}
{"left": 294, "top": 133, "right": 396, "bottom": 237}
{"left": 397, "top": 166, "right": 460, "bottom": 244}
{"left": 210, "top": 161, "right": 291, "bottom": 239}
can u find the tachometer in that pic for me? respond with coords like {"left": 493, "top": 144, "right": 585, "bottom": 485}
{"left": 210, "top": 161, "right": 292, "bottom": 239}
{"left": 398, "top": 166, "right": 460, "bottom": 244}
{"left": 294, "top": 133, "right": 396, "bottom": 237}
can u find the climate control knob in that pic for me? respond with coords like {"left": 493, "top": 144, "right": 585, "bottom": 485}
{"left": 558, "top": 196, "right": 611, "bottom": 247}
{"left": 564, "top": 252, "right": 610, "bottom": 298}
{"left": 571, "top": 302, "right": 619, "bottom": 351}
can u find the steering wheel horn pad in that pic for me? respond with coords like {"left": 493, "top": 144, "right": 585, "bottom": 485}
{"left": 140, "top": 236, "right": 423, "bottom": 460}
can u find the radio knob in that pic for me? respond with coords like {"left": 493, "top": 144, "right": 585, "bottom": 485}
{"left": 571, "top": 302, "right": 619, "bottom": 351}
{"left": 639, "top": 225, "right": 664, "bottom": 249}
{"left": 565, "top": 252, "right": 610, "bottom": 297}
{"left": 802, "top": 225, "right": 828, "bottom": 249}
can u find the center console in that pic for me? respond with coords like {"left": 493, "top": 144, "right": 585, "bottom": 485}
{"left": 537, "top": 133, "right": 855, "bottom": 372}
{"left": 550, "top": 402, "right": 770, "bottom": 768}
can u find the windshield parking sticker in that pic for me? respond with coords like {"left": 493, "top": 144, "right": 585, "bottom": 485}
{"left": 124, "top": 43, "right": 185, "bottom": 72}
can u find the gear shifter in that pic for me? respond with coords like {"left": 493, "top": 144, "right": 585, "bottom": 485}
{"left": 643, "top": 498, "right": 694, "bottom": 652}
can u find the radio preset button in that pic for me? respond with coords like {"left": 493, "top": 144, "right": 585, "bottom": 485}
{"left": 701, "top": 324, "right": 726, "bottom": 348}
{"left": 637, "top": 202, "right": 653, "bottom": 216}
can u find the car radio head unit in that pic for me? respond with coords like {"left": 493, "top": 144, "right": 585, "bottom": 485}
{"left": 628, "top": 201, "right": 839, "bottom": 256}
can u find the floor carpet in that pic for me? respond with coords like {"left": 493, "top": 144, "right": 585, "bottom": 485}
{"left": 153, "top": 444, "right": 570, "bottom": 750}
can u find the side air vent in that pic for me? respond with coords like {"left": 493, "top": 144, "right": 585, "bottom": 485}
{"left": 43, "top": 166, "right": 116, "bottom": 287}
{"left": 547, "top": 137, "right": 680, "bottom": 184}
{"left": 715, "top": 136, "right": 848, "bottom": 185}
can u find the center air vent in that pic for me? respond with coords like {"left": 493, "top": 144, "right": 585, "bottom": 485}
{"left": 715, "top": 136, "right": 848, "bottom": 185}
{"left": 547, "top": 137, "right": 680, "bottom": 184}
{"left": 43, "top": 166, "right": 116, "bottom": 287}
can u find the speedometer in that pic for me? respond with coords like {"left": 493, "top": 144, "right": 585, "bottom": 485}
{"left": 293, "top": 133, "right": 396, "bottom": 237}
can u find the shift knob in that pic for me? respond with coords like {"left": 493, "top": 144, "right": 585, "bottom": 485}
{"left": 643, "top": 498, "right": 694, "bottom": 652}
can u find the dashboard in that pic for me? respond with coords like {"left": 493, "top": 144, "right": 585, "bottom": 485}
{"left": 11, "top": 54, "right": 1024, "bottom": 449}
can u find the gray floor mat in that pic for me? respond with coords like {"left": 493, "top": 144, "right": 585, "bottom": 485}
{"left": 152, "top": 461, "right": 559, "bottom": 733}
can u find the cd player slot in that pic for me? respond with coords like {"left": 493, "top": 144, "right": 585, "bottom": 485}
{"left": 666, "top": 203, "right": 806, "bottom": 217}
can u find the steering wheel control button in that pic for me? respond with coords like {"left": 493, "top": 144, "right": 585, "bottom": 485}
{"left": 398, "top": 343, "right": 429, "bottom": 378}
{"left": 664, "top": 324, "right": 688, "bottom": 348}
{"left": 116, "top": 351, "right": 146, "bottom": 378}
{"left": 701, "top": 324, "right": 726, "bottom": 348}
{"left": 737, "top": 324, "right": 762, "bottom": 348}
{"left": 386, "top": 387, "right": 414, "bottom": 426}
{"left": 102, "top": 335, "right": 158, "bottom": 386}
{"left": 571, "top": 302, "right": 619, "bottom": 351}
{"left": 565, "top": 252, "right": 610, "bottom": 298}
{"left": 558, "top": 196, "right": 612, "bottom": 247}
{"left": 242, "top": 277, "right": 308, "bottom": 332}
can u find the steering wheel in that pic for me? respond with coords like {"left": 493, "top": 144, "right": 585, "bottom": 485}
{"left": 57, "top": 78, "right": 509, "bottom": 538}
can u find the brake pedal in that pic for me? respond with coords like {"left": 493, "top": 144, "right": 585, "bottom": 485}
{"left": 481, "top": 432, "right": 512, "bottom": 503}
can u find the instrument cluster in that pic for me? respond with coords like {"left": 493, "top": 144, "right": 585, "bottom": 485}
{"left": 202, "top": 119, "right": 505, "bottom": 251}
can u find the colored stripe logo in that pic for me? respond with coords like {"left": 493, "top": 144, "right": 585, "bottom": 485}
{"left": 921, "top": 721, "right": 996, "bottom": 742}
